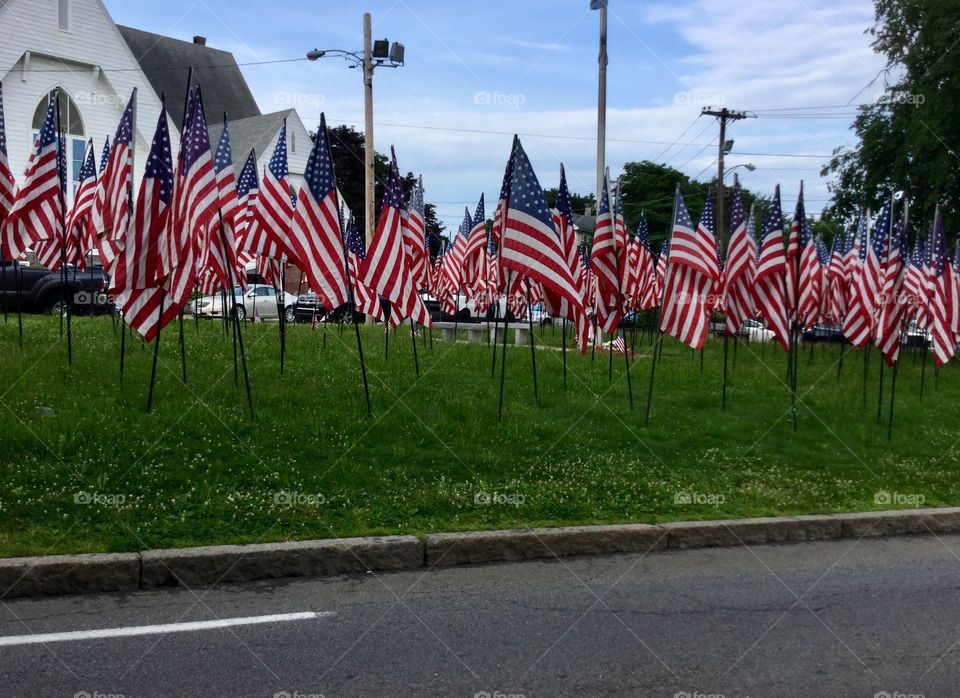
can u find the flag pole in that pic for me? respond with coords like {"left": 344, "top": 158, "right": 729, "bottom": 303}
{"left": 490, "top": 293, "right": 500, "bottom": 378}
{"left": 176, "top": 71, "right": 192, "bottom": 385}
{"left": 645, "top": 186, "right": 678, "bottom": 426}
{"left": 54, "top": 91, "right": 73, "bottom": 365}
{"left": 146, "top": 290, "right": 166, "bottom": 413}
{"left": 217, "top": 208, "right": 254, "bottom": 419}
{"left": 561, "top": 317, "right": 568, "bottom": 390}
{"left": 498, "top": 272, "right": 512, "bottom": 421}
{"left": 526, "top": 286, "right": 538, "bottom": 405}
{"left": 338, "top": 213, "right": 372, "bottom": 415}
{"left": 409, "top": 318, "right": 420, "bottom": 379}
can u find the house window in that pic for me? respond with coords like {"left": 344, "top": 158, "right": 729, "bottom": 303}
{"left": 57, "top": 0, "right": 70, "bottom": 30}
{"left": 31, "top": 90, "right": 85, "bottom": 200}
{"left": 290, "top": 130, "right": 296, "bottom": 153}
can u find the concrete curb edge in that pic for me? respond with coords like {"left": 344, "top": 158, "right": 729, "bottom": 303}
{"left": 4, "top": 507, "right": 959, "bottom": 598}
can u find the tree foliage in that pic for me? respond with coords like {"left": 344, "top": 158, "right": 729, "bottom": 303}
{"left": 825, "top": 0, "right": 960, "bottom": 235}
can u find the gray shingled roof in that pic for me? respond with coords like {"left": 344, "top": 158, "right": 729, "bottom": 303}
{"left": 208, "top": 110, "right": 296, "bottom": 174}
{"left": 117, "top": 26, "right": 260, "bottom": 130}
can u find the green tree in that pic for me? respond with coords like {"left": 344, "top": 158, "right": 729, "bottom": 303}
{"left": 825, "top": 0, "right": 960, "bottom": 234}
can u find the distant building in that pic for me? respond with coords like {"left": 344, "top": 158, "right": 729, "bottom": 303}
{"left": 0, "top": 0, "right": 311, "bottom": 208}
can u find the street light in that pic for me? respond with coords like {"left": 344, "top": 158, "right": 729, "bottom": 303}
{"left": 305, "top": 13, "right": 405, "bottom": 255}
{"left": 724, "top": 163, "right": 756, "bottom": 177}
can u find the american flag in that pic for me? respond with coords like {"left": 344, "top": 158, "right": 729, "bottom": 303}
{"left": 632, "top": 214, "right": 656, "bottom": 311}
{"left": 91, "top": 90, "right": 135, "bottom": 272}
{"left": 118, "top": 104, "right": 178, "bottom": 341}
{"left": 649, "top": 237, "right": 669, "bottom": 310}
{"left": 722, "top": 176, "right": 756, "bottom": 335}
{"left": 441, "top": 208, "right": 471, "bottom": 292}
{"left": 403, "top": 175, "right": 429, "bottom": 290}
{"left": 843, "top": 204, "right": 889, "bottom": 347}
{"left": 360, "top": 150, "right": 430, "bottom": 328}
{"left": 659, "top": 186, "right": 719, "bottom": 350}
{"left": 2, "top": 89, "right": 62, "bottom": 261}
{"left": 200, "top": 116, "right": 241, "bottom": 294}
{"left": 499, "top": 137, "right": 587, "bottom": 352}
{"left": 825, "top": 225, "right": 848, "bottom": 324}
{"left": 902, "top": 235, "right": 926, "bottom": 328}
{"left": 461, "top": 193, "right": 487, "bottom": 291}
{"left": 591, "top": 173, "right": 621, "bottom": 333}
{"left": 929, "top": 208, "right": 958, "bottom": 365}
{"left": 162, "top": 87, "right": 217, "bottom": 307}
{"left": 242, "top": 120, "right": 297, "bottom": 263}
{"left": 753, "top": 185, "right": 790, "bottom": 351}
{"left": 289, "top": 113, "right": 349, "bottom": 310}
{"left": 0, "top": 82, "right": 15, "bottom": 232}
{"left": 98, "top": 136, "right": 111, "bottom": 173}
{"left": 60, "top": 141, "right": 98, "bottom": 268}
{"left": 552, "top": 164, "right": 583, "bottom": 313}
{"left": 785, "top": 183, "right": 803, "bottom": 320}
{"left": 875, "top": 204, "right": 910, "bottom": 365}
{"left": 345, "top": 214, "right": 385, "bottom": 325}
{"left": 796, "top": 212, "right": 822, "bottom": 330}
{"left": 232, "top": 149, "right": 259, "bottom": 288}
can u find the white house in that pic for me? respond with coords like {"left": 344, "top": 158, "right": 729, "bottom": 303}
{"left": 0, "top": 0, "right": 311, "bottom": 206}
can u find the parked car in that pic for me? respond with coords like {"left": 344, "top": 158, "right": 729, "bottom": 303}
{"left": 903, "top": 322, "right": 931, "bottom": 349}
{"left": 291, "top": 292, "right": 327, "bottom": 323}
{"left": 0, "top": 260, "right": 113, "bottom": 315}
{"left": 802, "top": 324, "right": 848, "bottom": 344}
{"left": 191, "top": 285, "right": 296, "bottom": 323}
{"left": 741, "top": 318, "right": 777, "bottom": 343}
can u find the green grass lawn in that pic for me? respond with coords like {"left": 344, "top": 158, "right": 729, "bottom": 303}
{"left": 0, "top": 314, "right": 957, "bottom": 558}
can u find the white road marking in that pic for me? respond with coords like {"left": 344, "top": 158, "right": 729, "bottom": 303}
{"left": 0, "top": 611, "right": 334, "bottom": 647}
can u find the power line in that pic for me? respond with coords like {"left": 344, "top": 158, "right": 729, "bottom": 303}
{"left": 650, "top": 114, "right": 702, "bottom": 162}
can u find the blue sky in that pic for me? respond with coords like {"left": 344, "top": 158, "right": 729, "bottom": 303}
{"left": 105, "top": 0, "right": 887, "bottom": 230}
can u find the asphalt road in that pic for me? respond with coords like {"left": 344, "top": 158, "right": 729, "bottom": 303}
{"left": 3, "top": 534, "right": 960, "bottom": 697}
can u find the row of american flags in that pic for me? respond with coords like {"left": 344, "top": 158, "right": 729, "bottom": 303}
{"left": 0, "top": 80, "right": 958, "bottom": 376}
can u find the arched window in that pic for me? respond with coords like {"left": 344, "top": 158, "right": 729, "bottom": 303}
{"left": 31, "top": 90, "right": 86, "bottom": 199}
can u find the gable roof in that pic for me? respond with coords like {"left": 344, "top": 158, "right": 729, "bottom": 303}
{"left": 208, "top": 109, "right": 298, "bottom": 174}
{"left": 117, "top": 25, "right": 260, "bottom": 130}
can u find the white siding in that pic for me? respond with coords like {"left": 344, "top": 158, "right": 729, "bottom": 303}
{"left": 0, "top": 0, "right": 179, "bottom": 193}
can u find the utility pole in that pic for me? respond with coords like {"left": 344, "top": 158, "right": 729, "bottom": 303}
{"left": 701, "top": 107, "right": 747, "bottom": 242}
{"left": 594, "top": 1, "right": 608, "bottom": 204}
{"left": 363, "top": 12, "right": 375, "bottom": 251}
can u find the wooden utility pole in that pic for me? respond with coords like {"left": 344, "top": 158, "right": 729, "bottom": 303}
{"left": 701, "top": 107, "right": 747, "bottom": 243}
{"left": 595, "top": 2, "right": 608, "bottom": 200}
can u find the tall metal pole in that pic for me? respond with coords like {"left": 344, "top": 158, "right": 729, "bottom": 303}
{"left": 595, "top": 3, "right": 607, "bottom": 201}
{"left": 363, "top": 13, "right": 377, "bottom": 326}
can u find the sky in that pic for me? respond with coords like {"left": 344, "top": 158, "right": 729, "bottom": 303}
{"left": 104, "top": 0, "right": 888, "bottom": 231}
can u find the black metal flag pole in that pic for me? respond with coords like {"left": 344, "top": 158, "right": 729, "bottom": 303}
{"left": 146, "top": 290, "right": 166, "bottom": 413}
{"left": 15, "top": 260, "right": 23, "bottom": 348}
{"left": 561, "top": 317, "right": 568, "bottom": 390}
{"left": 645, "top": 187, "right": 679, "bottom": 426}
{"left": 862, "top": 345, "right": 871, "bottom": 410}
{"left": 409, "top": 318, "right": 420, "bottom": 379}
{"left": 218, "top": 209, "right": 254, "bottom": 418}
{"left": 876, "top": 356, "right": 885, "bottom": 424}
{"left": 498, "top": 271, "right": 512, "bottom": 422}
{"left": 55, "top": 94, "right": 73, "bottom": 364}
{"left": 490, "top": 294, "right": 500, "bottom": 378}
{"left": 526, "top": 286, "right": 538, "bottom": 405}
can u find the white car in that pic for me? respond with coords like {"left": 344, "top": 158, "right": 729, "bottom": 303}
{"left": 741, "top": 318, "right": 776, "bottom": 343}
{"left": 192, "top": 285, "right": 297, "bottom": 323}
